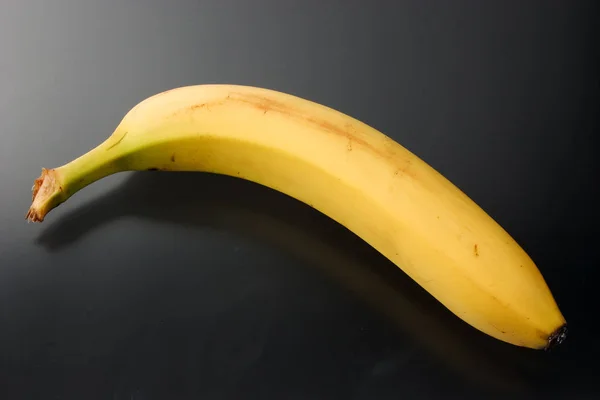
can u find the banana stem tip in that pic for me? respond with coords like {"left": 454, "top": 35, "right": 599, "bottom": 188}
{"left": 26, "top": 168, "right": 62, "bottom": 223}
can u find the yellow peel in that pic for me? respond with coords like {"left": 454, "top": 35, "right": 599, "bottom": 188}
{"left": 27, "top": 84, "right": 566, "bottom": 349}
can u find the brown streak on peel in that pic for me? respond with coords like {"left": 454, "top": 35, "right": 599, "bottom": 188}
{"left": 393, "top": 160, "right": 412, "bottom": 178}
{"left": 182, "top": 91, "right": 415, "bottom": 178}
{"left": 186, "top": 101, "right": 220, "bottom": 115}
{"left": 171, "top": 154, "right": 176, "bottom": 162}
{"left": 474, "top": 244, "right": 479, "bottom": 257}
{"left": 106, "top": 131, "right": 128, "bottom": 150}
{"left": 231, "top": 93, "right": 418, "bottom": 178}
{"left": 172, "top": 102, "right": 215, "bottom": 119}
{"left": 227, "top": 92, "right": 395, "bottom": 160}
{"left": 489, "top": 322, "right": 506, "bottom": 335}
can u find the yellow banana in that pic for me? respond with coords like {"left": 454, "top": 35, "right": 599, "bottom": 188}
{"left": 26, "top": 84, "right": 566, "bottom": 350}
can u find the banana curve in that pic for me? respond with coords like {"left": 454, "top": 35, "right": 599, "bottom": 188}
{"left": 26, "top": 84, "right": 566, "bottom": 349}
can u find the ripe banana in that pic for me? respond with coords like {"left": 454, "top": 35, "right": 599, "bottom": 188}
{"left": 26, "top": 84, "right": 567, "bottom": 350}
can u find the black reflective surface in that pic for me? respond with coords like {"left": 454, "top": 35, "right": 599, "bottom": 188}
{"left": 1, "top": 1, "right": 598, "bottom": 398}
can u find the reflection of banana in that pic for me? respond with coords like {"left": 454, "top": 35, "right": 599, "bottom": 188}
{"left": 27, "top": 84, "right": 566, "bottom": 349}
{"left": 36, "top": 172, "right": 532, "bottom": 393}
{"left": 198, "top": 188, "right": 532, "bottom": 393}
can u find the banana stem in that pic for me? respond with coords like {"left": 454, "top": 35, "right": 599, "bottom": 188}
{"left": 26, "top": 139, "right": 126, "bottom": 222}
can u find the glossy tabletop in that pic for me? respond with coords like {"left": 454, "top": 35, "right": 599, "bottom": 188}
{"left": 1, "top": 1, "right": 598, "bottom": 398}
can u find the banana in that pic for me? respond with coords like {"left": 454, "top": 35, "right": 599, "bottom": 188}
{"left": 26, "top": 84, "right": 567, "bottom": 350}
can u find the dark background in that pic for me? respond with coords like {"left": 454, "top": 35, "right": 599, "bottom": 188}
{"left": 1, "top": 0, "right": 598, "bottom": 398}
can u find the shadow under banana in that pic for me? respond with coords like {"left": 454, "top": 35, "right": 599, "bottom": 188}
{"left": 36, "top": 171, "right": 556, "bottom": 394}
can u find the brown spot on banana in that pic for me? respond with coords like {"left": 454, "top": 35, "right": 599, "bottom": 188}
{"left": 392, "top": 159, "right": 413, "bottom": 178}
{"left": 190, "top": 103, "right": 211, "bottom": 112}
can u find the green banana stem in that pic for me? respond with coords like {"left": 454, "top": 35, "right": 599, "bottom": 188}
{"left": 26, "top": 139, "right": 124, "bottom": 222}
